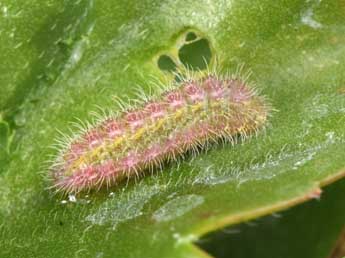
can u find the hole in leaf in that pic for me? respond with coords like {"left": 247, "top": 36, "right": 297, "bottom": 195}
{"left": 178, "top": 38, "right": 211, "bottom": 70}
{"left": 157, "top": 54, "right": 177, "bottom": 72}
{"left": 185, "top": 32, "right": 198, "bottom": 42}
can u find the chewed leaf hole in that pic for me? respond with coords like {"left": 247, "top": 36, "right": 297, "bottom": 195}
{"left": 178, "top": 38, "right": 212, "bottom": 71}
{"left": 185, "top": 31, "right": 198, "bottom": 42}
{"left": 157, "top": 54, "right": 177, "bottom": 72}
{"left": 156, "top": 30, "right": 212, "bottom": 73}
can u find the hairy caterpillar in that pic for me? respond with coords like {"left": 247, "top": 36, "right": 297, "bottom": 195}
{"left": 50, "top": 69, "right": 271, "bottom": 194}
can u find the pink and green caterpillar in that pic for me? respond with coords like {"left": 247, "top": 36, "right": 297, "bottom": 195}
{"left": 50, "top": 70, "right": 271, "bottom": 194}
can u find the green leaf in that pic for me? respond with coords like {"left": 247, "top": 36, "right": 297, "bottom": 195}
{"left": 1, "top": 0, "right": 344, "bottom": 257}
{"left": 200, "top": 176, "right": 345, "bottom": 258}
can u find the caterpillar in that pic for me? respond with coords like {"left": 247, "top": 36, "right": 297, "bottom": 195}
{"left": 50, "top": 69, "right": 271, "bottom": 194}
